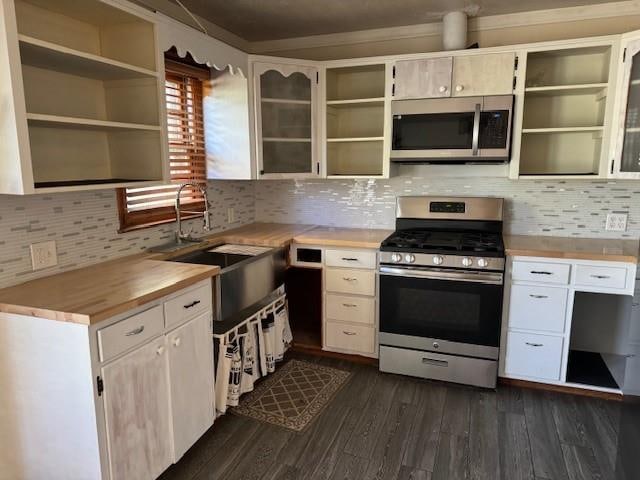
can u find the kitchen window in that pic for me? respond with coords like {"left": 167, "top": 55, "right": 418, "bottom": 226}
{"left": 117, "top": 52, "right": 209, "bottom": 232}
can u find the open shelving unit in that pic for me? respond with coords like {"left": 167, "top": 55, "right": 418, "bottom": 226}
{"left": 2, "top": 0, "right": 166, "bottom": 193}
{"left": 325, "top": 64, "right": 387, "bottom": 177}
{"left": 518, "top": 45, "right": 612, "bottom": 177}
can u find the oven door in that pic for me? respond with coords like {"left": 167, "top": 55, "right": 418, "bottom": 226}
{"left": 379, "top": 266, "right": 504, "bottom": 359}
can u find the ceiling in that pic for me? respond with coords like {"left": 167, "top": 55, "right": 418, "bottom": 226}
{"left": 174, "top": 0, "right": 621, "bottom": 42}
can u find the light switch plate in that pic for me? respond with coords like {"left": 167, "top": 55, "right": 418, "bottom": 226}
{"left": 30, "top": 241, "right": 58, "bottom": 271}
{"left": 606, "top": 213, "right": 628, "bottom": 232}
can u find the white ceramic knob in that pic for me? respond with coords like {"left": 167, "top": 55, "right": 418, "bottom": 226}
{"left": 455, "top": 85, "right": 464, "bottom": 92}
{"left": 173, "top": 337, "right": 181, "bottom": 347}
{"left": 439, "top": 85, "right": 447, "bottom": 93}
{"left": 156, "top": 346, "right": 165, "bottom": 356}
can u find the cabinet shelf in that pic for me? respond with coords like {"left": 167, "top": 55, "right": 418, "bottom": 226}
{"left": 18, "top": 35, "right": 158, "bottom": 80}
{"left": 522, "top": 127, "right": 603, "bottom": 133}
{"left": 327, "top": 137, "right": 384, "bottom": 143}
{"left": 26, "top": 113, "right": 161, "bottom": 131}
{"left": 262, "top": 137, "right": 312, "bottom": 143}
{"left": 261, "top": 97, "right": 311, "bottom": 105}
{"left": 524, "top": 83, "right": 608, "bottom": 96}
{"left": 326, "top": 98, "right": 385, "bottom": 106}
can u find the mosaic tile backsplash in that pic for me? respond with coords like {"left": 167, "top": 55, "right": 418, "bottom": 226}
{"left": 1, "top": 173, "right": 639, "bottom": 289}
{"left": 254, "top": 175, "right": 640, "bottom": 238}
{"left": 0, "top": 181, "right": 255, "bottom": 288}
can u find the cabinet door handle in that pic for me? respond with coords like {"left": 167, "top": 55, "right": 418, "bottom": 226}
{"left": 342, "top": 303, "right": 358, "bottom": 308}
{"left": 530, "top": 271, "right": 553, "bottom": 275}
{"left": 422, "top": 358, "right": 448, "bottom": 367}
{"left": 184, "top": 300, "right": 201, "bottom": 309}
{"left": 125, "top": 326, "right": 145, "bottom": 336}
{"left": 525, "top": 342, "right": 544, "bottom": 347}
{"left": 529, "top": 294, "right": 548, "bottom": 299}
{"left": 341, "top": 257, "right": 359, "bottom": 262}
{"left": 173, "top": 337, "right": 182, "bottom": 347}
{"left": 342, "top": 331, "right": 357, "bottom": 336}
{"left": 590, "top": 274, "right": 611, "bottom": 279}
{"left": 455, "top": 84, "right": 464, "bottom": 92}
{"left": 342, "top": 277, "right": 358, "bottom": 282}
{"left": 156, "top": 345, "right": 165, "bottom": 356}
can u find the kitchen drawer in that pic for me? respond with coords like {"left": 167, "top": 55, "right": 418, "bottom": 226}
{"left": 326, "top": 294, "right": 375, "bottom": 325}
{"left": 164, "top": 282, "right": 212, "bottom": 329}
{"left": 325, "top": 249, "right": 376, "bottom": 270}
{"left": 508, "top": 284, "right": 568, "bottom": 333}
{"left": 505, "top": 331, "right": 563, "bottom": 381}
{"left": 325, "top": 268, "right": 376, "bottom": 296}
{"left": 512, "top": 261, "right": 570, "bottom": 285}
{"left": 98, "top": 305, "right": 164, "bottom": 362}
{"left": 325, "top": 321, "right": 375, "bottom": 354}
{"left": 574, "top": 264, "right": 628, "bottom": 290}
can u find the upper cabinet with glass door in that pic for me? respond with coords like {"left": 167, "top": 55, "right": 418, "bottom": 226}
{"left": 253, "top": 62, "right": 319, "bottom": 178}
{"left": 611, "top": 31, "right": 640, "bottom": 179}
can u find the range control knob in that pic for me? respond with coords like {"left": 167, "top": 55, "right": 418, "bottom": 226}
{"left": 477, "top": 258, "right": 488, "bottom": 268}
{"left": 405, "top": 254, "right": 416, "bottom": 264}
{"left": 391, "top": 253, "right": 403, "bottom": 263}
{"left": 461, "top": 257, "right": 473, "bottom": 267}
{"left": 432, "top": 255, "right": 444, "bottom": 265}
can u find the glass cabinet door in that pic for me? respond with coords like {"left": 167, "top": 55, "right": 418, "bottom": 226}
{"left": 616, "top": 36, "right": 640, "bottom": 176}
{"left": 254, "top": 63, "right": 318, "bottom": 177}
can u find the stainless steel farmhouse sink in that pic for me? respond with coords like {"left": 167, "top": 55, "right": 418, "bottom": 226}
{"left": 165, "top": 244, "right": 287, "bottom": 322}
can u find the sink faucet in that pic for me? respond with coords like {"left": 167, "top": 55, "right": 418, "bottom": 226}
{"left": 175, "top": 182, "right": 212, "bottom": 244}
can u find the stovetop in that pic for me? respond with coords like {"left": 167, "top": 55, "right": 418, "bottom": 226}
{"left": 380, "top": 229, "right": 505, "bottom": 258}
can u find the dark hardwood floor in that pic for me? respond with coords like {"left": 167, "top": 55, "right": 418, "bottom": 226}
{"left": 159, "top": 352, "right": 621, "bottom": 480}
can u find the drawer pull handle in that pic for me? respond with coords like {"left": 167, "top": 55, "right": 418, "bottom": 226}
{"left": 530, "top": 271, "right": 553, "bottom": 275}
{"left": 529, "top": 294, "right": 548, "bottom": 299}
{"left": 125, "top": 326, "right": 145, "bottom": 336}
{"left": 184, "top": 300, "right": 201, "bottom": 309}
{"left": 343, "top": 331, "right": 357, "bottom": 336}
{"left": 173, "top": 337, "right": 181, "bottom": 347}
{"left": 156, "top": 346, "right": 165, "bottom": 356}
{"left": 590, "top": 274, "right": 611, "bottom": 279}
{"left": 422, "top": 358, "right": 448, "bottom": 367}
{"left": 342, "top": 277, "right": 358, "bottom": 282}
{"left": 341, "top": 257, "right": 359, "bottom": 262}
{"left": 526, "top": 342, "right": 544, "bottom": 347}
{"left": 633, "top": 302, "right": 639, "bottom": 307}
{"left": 342, "top": 303, "right": 358, "bottom": 307}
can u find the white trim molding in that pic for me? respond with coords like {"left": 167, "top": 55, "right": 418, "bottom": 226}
{"left": 248, "top": 0, "right": 640, "bottom": 54}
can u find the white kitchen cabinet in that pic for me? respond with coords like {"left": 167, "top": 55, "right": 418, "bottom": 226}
{"left": 253, "top": 61, "right": 319, "bottom": 178}
{"left": 394, "top": 57, "right": 452, "bottom": 99}
{"left": 392, "top": 53, "right": 514, "bottom": 100}
{"left": 167, "top": 312, "right": 215, "bottom": 461}
{"left": 611, "top": 30, "right": 640, "bottom": 178}
{"left": 102, "top": 336, "right": 173, "bottom": 480}
{"left": 0, "top": 0, "right": 168, "bottom": 194}
{"left": 451, "top": 52, "right": 515, "bottom": 97}
{"left": 505, "top": 331, "right": 564, "bottom": 381}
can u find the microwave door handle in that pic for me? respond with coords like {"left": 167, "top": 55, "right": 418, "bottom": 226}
{"left": 472, "top": 103, "right": 481, "bottom": 156}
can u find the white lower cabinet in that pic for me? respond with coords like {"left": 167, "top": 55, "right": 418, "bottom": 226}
{"left": 505, "top": 332, "right": 564, "bottom": 381}
{"left": 325, "top": 321, "right": 375, "bottom": 354}
{"left": 102, "top": 337, "right": 173, "bottom": 480}
{"left": 167, "top": 313, "right": 215, "bottom": 460}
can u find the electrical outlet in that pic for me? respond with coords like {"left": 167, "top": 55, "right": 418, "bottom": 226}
{"left": 30, "top": 241, "right": 58, "bottom": 271}
{"left": 606, "top": 213, "right": 628, "bottom": 232}
{"left": 227, "top": 207, "right": 235, "bottom": 224}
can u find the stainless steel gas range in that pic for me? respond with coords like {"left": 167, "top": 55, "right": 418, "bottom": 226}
{"left": 378, "top": 196, "right": 505, "bottom": 388}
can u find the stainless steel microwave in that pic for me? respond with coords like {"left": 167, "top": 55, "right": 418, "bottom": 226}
{"left": 391, "top": 95, "right": 514, "bottom": 163}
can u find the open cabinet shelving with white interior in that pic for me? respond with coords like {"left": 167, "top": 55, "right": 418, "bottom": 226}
{"left": 513, "top": 42, "right": 616, "bottom": 178}
{"left": 324, "top": 63, "right": 389, "bottom": 178}
{"left": 0, "top": 0, "right": 167, "bottom": 194}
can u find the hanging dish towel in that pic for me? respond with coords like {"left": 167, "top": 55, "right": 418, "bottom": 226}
{"left": 226, "top": 336, "right": 242, "bottom": 407}
{"left": 262, "top": 311, "right": 276, "bottom": 374}
{"left": 215, "top": 337, "right": 231, "bottom": 414}
{"left": 250, "top": 319, "right": 263, "bottom": 384}
{"left": 240, "top": 329, "right": 256, "bottom": 394}
{"left": 274, "top": 302, "right": 292, "bottom": 362}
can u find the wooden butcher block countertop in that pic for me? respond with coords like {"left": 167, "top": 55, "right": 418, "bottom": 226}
{"left": 0, "top": 258, "right": 219, "bottom": 325}
{"left": 504, "top": 235, "right": 640, "bottom": 263}
{"left": 294, "top": 226, "right": 393, "bottom": 249}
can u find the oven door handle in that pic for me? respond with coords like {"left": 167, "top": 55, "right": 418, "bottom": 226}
{"left": 379, "top": 266, "right": 503, "bottom": 285}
